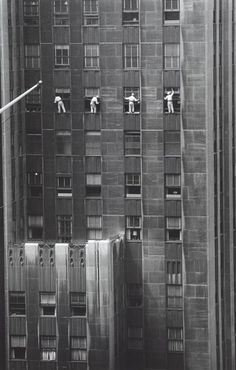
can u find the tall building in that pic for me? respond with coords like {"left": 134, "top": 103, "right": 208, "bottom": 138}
{"left": 0, "top": 0, "right": 236, "bottom": 369}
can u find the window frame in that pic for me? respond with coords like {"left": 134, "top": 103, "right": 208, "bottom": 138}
{"left": 126, "top": 216, "right": 142, "bottom": 241}
{"left": 56, "top": 175, "right": 72, "bottom": 197}
{"left": 25, "top": 45, "right": 40, "bottom": 69}
{"left": 40, "top": 293, "right": 56, "bottom": 316}
{"left": 87, "top": 215, "right": 102, "bottom": 240}
{"left": 56, "top": 130, "right": 72, "bottom": 155}
{"left": 85, "top": 131, "right": 101, "bottom": 156}
{"left": 167, "top": 327, "right": 183, "bottom": 352}
{"left": 125, "top": 174, "right": 141, "bottom": 198}
{"left": 28, "top": 215, "right": 43, "bottom": 239}
{"left": 165, "top": 174, "right": 181, "bottom": 198}
{"left": 123, "top": 0, "right": 139, "bottom": 24}
{"left": 164, "top": 43, "right": 180, "bottom": 70}
{"left": 164, "top": 0, "right": 180, "bottom": 24}
{"left": 84, "top": 44, "right": 100, "bottom": 69}
{"left": 40, "top": 336, "right": 57, "bottom": 361}
{"left": 124, "top": 44, "right": 139, "bottom": 69}
{"left": 27, "top": 172, "right": 42, "bottom": 197}
{"left": 124, "top": 132, "right": 141, "bottom": 156}
{"left": 70, "top": 293, "right": 86, "bottom": 317}
{"left": 123, "top": 87, "right": 140, "bottom": 113}
{"left": 71, "top": 336, "right": 87, "bottom": 362}
{"left": 83, "top": 0, "right": 99, "bottom": 25}
{"left": 54, "top": 45, "right": 70, "bottom": 67}
{"left": 166, "top": 217, "right": 182, "bottom": 241}
{"left": 9, "top": 292, "right": 26, "bottom": 316}
{"left": 164, "top": 87, "right": 180, "bottom": 113}
{"left": 57, "top": 215, "right": 72, "bottom": 242}
{"left": 86, "top": 174, "right": 101, "bottom": 197}
{"left": 10, "top": 335, "right": 26, "bottom": 360}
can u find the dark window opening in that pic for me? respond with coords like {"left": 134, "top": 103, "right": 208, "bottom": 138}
{"left": 28, "top": 172, "right": 42, "bottom": 197}
{"left": 84, "top": 88, "right": 100, "bottom": 113}
{"left": 126, "top": 174, "right": 141, "bottom": 197}
{"left": 164, "top": 0, "right": 180, "bottom": 24}
{"left": 56, "top": 176, "right": 72, "bottom": 197}
{"left": 70, "top": 293, "right": 86, "bottom": 316}
{"left": 10, "top": 336, "right": 26, "bottom": 359}
{"left": 9, "top": 293, "right": 26, "bottom": 315}
{"left": 40, "top": 293, "right": 56, "bottom": 316}
{"left": 56, "top": 131, "right": 72, "bottom": 155}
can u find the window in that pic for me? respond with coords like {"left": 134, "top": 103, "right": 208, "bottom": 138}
{"left": 167, "top": 328, "right": 183, "bottom": 352}
{"left": 57, "top": 215, "right": 72, "bottom": 242}
{"left": 54, "top": 0, "right": 69, "bottom": 25}
{"left": 124, "top": 44, "right": 139, "bottom": 69}
{"left": 126, "top": 174, "right": 141, "bottom": 197}
{"left": 55, "top": 45, "right": 70, "bottom": 67}
{"left": 86, "top": 174, "right": 101, "bottom": 197}
{"left": 85, "top": 132, "right": 101, "bottom": 156}
{"left": 128, "top": 327, "right": 143, "bottom": 350}
{"left": 70, "top": 293, "right": 86, "bottom": 316}
{"left": 123, "top": 0, "right": 139, "bottom": 24}
{"left": 84, "top": 88, "right": 100, "bottom": 112}
{"left": 164, "top": 131, "right": 181, "bottom": 156}
{"left": 25, "top": 88, "right": 41, "bottom": 112}
{"left": 164, "top": 0, "right": 180, "bottom": 24}
{"left": 167, "top": 260, "right": 182, "bottom": 284}
{"left": 25, "top": 45, "right": 40, "bottom": 68}
{"left": 71, "top": 337, "right": 87, "bottom": 362}
{"left": 55, "top": 88, "right": 70, "bottom": 111}
{"left": 28, "top": 172, "right": 42, "bottom": 197}
{"left": 24, "top": 0, "right": 39, "bottom": 15}
{"left": 126, "top": 216, "right": 142, "bottom": 240}
{"left": 165, "top": 174, "right": 181, "bottom": 198}
{"left": 56, "top": 131, "right": 72, "bottom": 155}
{"left": 84, "top": 45, "right": 99, "bottom": 69}
{"left": 9, "top": 292, "right": 26, "bottom": 315}
{"left": 56, "top": 176, "right": 72, "bottom": 197}
{"left": 164, "top": 87, "right": 180, "bottom": 113}
{"left": 127, "top": 284, "right": 142, "bottom": 307}
{"left": 164, "top": 44, "right": 180, "bottom": 69}
{"left": 166, "top": 217, "right": 182, "bottom": 241}
{"left": 28, "top": 215, "right": 43, "bottom": 239}
{"left": 124, "top": 87, "right": 140, "bottom": 113}
{"left": 40, "top": 293, "right": 56, "bottom": 316}
{"left": 167, "top": 285, "right": 182, "bottom": 308}
{"left": 83, "top": 0, "right": 99, "bottom": 25}
{"left": 10, "top": 336, "right": 26, "bottom": 359}
{"left": 40, "top": 336, "right": 56, "bottom": 361}
{"left": 87, "top": 216, "right": 102, "bottom": 240}
{"left": 125, "top": 132, "right": 141, "bottom": 155}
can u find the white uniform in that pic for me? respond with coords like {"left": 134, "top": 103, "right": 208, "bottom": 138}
{"left": 125, "top": 94, "right": 139, "bottom": 113}
{"left": 164, "top": 90, "right": 175, "bottom": 113}
{"left": 54, "top": 96, "right": 66, "bottom": 113}
{"left": 90, "top": 96, "right": 99, "bottom": 113}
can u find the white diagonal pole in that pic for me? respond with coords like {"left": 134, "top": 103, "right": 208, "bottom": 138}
{"left": 0, "top": 80, "right": 42, "bottom": 115}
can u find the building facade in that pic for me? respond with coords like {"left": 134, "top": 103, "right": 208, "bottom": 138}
{"left": 0, "top": 0, "right": 236, "bottom": 369}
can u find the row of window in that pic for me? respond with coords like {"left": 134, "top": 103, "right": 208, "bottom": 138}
{"left": 25, "top": 44, "right": 180, "bottom": 70}
{"left": 25, "top": 86, "right": 180, "bottom": 113}
{"left": 10, "top": 335, "right": 86, "bottom": 361}
{"left": 27, "top": 214, "right": 182, "bottom": 242}
{"left": 9, "top": 292, "right": 86, "bottom": 316}
{"left": 10, "top": 327, "right": 182, "bottom": 361}
{"left": 23, "top": 0, "right": 180, "bottom": 26}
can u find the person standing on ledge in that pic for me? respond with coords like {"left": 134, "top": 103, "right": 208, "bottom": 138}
{"left": 124, "top": 92, "right": 139, "bottom": 114}
{"left": 54, "top": 95, "right": 66, "bottom": 113}
{"left": 90, "top": 95, "right": 100, "bottom": 113}
{"left": 164, "top": 89, "right": 175, "bottom": 114}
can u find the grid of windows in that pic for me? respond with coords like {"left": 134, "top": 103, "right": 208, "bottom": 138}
{"left": 124, "top": 44, "right": 139, "bottom": 68}
{"left": 87, "top": 216, "right": 102, "bottom": 240}
{"left": 57, "top": 215, "right": 72, "bottom": 242}
{"left": 9, "top": 292, "right": 26, "bottom": 316}
{"left": 55, "top": 45, "right": 70, "bottom": 67}
{"left": 84, "top": 45, "right": 99, "bottom": 68}
{"left": 56, "top": 176, "right": 72, "bottom": 197}
{"left": 125, "top": 174, "right": 141, "bottom": 197}
{"left": 166, "top": 217, "right": 182, "bottom": 241}
{"left": 71, "top": 337, "right": 87, "bottom": 362}
{"left": 25, "top": 45, "right": 40, "bottom": 68}
{"left": 126, "top": 216, "right": 142, "bottom": 240}
{"left": 40, "top": 293, "right": 56, "bottom": 316}
{"left": 167, "top": 328, "right": 183, "bottom": 352}
{"left": 70, "top": 293, "right": 86, "bottom": 316}
{"left": 164, "top": 44, "right": 180, "bottom": 69}
{"left": 125, "top": 132, "right": 141, "bottom": 155}
{"left": 10, "top": 336, "right": 26, "bottom": 359}
{"left": 40, "top": 336, "right": 56, "bottom": 361}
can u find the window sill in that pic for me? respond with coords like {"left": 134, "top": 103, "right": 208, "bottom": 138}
{"left": 124, "top": 112, "right": 140, "bottom": 115}
{"left": 84, "top": 111, "right": 100, "bottom": 114}
{"left": 83, "top": 68, "right": 100, "bottom": 71}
